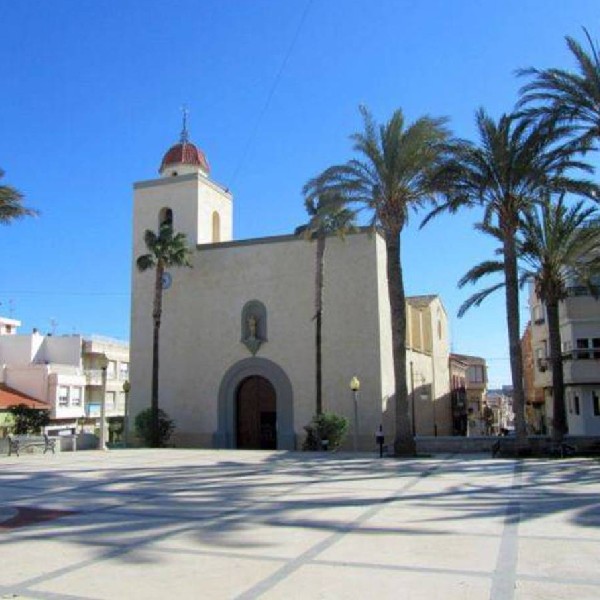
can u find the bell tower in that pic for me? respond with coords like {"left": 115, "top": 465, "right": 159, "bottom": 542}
{"left": 132, "top": 112, "right": 233, "bottom": 263}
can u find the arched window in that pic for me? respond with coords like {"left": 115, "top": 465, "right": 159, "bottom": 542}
{"left": 159, "top": 207, "right": 173, "bottom": 227}
{"left": 212, "top": 211, "right": 221, "bottom": 243}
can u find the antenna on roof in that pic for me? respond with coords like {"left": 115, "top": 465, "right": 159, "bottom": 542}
{"left": 180, "top": 104, "right": 190, "bottom": 144}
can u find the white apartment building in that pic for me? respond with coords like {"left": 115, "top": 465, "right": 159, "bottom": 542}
{"left": 0, "top": 324, "right": 129, "bottom": 434}
{"left": 529, "top": 283, "right": 600, "bottom": 436}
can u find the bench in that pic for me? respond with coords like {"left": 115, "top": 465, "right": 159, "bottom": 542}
{"left": 7, "top": 434, "right": 56, "bottom": 457}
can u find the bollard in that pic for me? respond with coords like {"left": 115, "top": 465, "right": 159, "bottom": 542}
{"left": 375, "top": 425, "right": 384, "bottom": 458}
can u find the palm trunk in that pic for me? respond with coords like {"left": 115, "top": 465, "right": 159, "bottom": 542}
{"left": 315, "top": 234, "right": 325, "bottom": 415}
{"left": 385, "top": 231, "right": 415, "bottom": 456}
{"left": 503, "top": 235, "right": 527, "bottom": 446}
{"left": 546, "top": 298, "right": 567, "bottom": 442}
{"left": 151, "top": 262, "right": 164, "bottom": 447}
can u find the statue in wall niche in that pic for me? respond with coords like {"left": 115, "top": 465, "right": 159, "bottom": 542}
{"left": 243, "top": 313, "right": 262, "bottom": 355}
{"left": 241, "top": 300, "right": 267, "bottom": 356}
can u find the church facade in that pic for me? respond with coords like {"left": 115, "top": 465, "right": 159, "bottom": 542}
{"left": 129, "top": 131, "right": 450, "bottom": 450}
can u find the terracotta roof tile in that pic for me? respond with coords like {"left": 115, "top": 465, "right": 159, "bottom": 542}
{"left": 0, "top": 385, "right": 49, "bottom": 410}
{"left": 159, "top": 142, "right": 210, "bottom": 174}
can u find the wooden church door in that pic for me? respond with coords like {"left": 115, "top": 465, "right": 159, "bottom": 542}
{"left": 236, "top": 376, "right": 277, "bottom": 449}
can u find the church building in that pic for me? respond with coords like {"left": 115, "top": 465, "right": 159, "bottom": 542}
{"left": 129, "top": 126, "right": 451, "bottom": 450}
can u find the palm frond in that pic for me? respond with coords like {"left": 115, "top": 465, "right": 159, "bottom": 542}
{"left": 458, "top": 260, "right": 504, "bottom": 288}
{"left": 457, "top": 282, "right": 506, "bottom": 318}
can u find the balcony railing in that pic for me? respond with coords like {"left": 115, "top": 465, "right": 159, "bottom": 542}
{"left": 562, "top": 350, "right": 600, "bottom": 361}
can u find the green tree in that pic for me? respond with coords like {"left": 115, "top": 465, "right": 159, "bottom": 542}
{"left": 297, "top": 193, "right": 356, "bottom": 415}
{"left": 134, "top": 408, "right": 175, "bottom": 447}
{"left": 136, "top": 223, "right": 192, "bottom": 447}
{"left": 518, "top": 196, "right": 600, "bottom": 442}
{"left": 425, "top": 110, "right": 598, "bottom": 447}
{"left": 517, "top": 28, "right": 600, "bottom": 150}
{"left": 8, "top": 404, "right": 50, "bottom": 434}
{"left": 0, "top": 169, "right": 37, "bottom": 224}
{"left": 303, "top": 106, "right": 451, "bottom": 455}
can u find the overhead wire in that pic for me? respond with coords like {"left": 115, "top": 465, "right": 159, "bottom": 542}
{"left": 229, "top": 0, "right": 314, "bottom": 187}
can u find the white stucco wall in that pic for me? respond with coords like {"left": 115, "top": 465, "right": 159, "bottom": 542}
{"left": 133, "top": 173, "right": 232, "bottom": 252}
{"left": 41, "top": 336, "right": 83, "bottom": 366}
{"left": 0, "top": 333, "right": 44, "bottom": 365}
{"left": 130, "top": 231, "right": 386, "bottom": 449}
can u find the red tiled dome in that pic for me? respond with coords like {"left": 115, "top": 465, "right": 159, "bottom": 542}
{"left": 159, "top": 142, "right": 210, "bottom": 174}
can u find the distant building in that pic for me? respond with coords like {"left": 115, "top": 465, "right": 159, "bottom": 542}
{"left": 528, "top": 279, "right": 600, "bottom": 436}
{"left": 0, "top": 317, "right": 21, "bottom": 336}
{"left": 0, "top": 384, "right": 49, "bottom": 435}
{"left": 449, "top": 354, "right": 468, "bottom": 436}
{"left": 449, "top": 353, "right": 488, "bottom": 435}
{"left": 406, "top": 295, "right": 451, "bottom": 436}
{"left": 521, "top": 322, "right": 546, "bottom": 434}
{"left": 0, "top": 323, "right": 129, "bottom": 435}
{"left": 485, "top": 389, "right": 514, "bottom": 434}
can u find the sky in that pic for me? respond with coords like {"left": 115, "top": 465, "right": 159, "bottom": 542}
{"left": 0, "top": 0, "right": 598, "bottom": 388}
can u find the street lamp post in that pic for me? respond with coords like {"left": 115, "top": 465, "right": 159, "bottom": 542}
{"left": 98, "top": 355, "right": 108, "bottom": 451}
{"left": 350, "top": 376, "right": 360, "bottom": 452}
{"left": 122, "top": 380, "right": 130, "bottom": 447}
{"left": 410, "top": 361, "right": 416, "bottom": 436}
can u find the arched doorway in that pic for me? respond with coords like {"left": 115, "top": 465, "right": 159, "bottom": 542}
{"left": 236, "top": 376, "right": 277, "bottom": 449}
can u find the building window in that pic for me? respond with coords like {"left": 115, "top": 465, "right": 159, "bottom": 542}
{"left": 106, "top": 392, "right": 116, "bottom": 409}
{"left": 159, "top": 207, "right": 173, "bottom": 227}
{"left": 119, "top": 362, "right": 129, "bottom": 380}
{"left": 576, "top": 339, "right": 590, "bottom": 360}
{"left": 467, "top": 365, "right": 484, "bottom": 384}
{"left": 71, "top": 387, "right": 82, "bottom": 407}
{"left": 58, "top": 386, "right": 69, "bottom": 407}
{"left": 533, "top": 305, "right": 545, "bottom": 324}
{"left": 574, "top": 395, "right": 580, "bottom": 415}
{"left": 107, "top": 361, "right": 117, "bottom": 379}
{"left": 593, "top": 391, "right": 600, "bottom": 416}
{"left": 594, "top": 338, "right": 600, "bottom": 359}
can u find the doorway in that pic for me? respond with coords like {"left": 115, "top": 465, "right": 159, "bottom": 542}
{"left": 236, "top": 375, "right": 277, "bottom": 449}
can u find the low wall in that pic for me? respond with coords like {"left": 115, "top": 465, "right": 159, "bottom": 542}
{"left": 0, "top": 432, "right": 100, "bottom": 455}
{"left": 416, "top": 435, "right": 600, "bottom": 455}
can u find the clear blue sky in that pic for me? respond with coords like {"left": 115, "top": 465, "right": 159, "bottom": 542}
{"left": 1, "top": 1, "right": 598, "bottom": 388}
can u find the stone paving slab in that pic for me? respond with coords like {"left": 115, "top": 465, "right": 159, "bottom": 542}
{"left": 1, "top": 449, "right": 599, "bottom": 599}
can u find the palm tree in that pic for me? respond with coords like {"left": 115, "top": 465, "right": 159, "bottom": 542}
{"left": 303, "top": 106, "right": 451, "bottom": 455}
{"left": 518, "top": 195, "right": 600, "bottom": 442}
{"left": 298, "top": 193, "right": 356, "bottom": 416}
{"left": 136, "top": 223, "right": 192, "bottom": 447}
{"left": 0, "top": 169, "right": 37, "bottom": 223}
{"left": 517, "top": 28, "right": 600, "bottom": 150}
{"left": 425, "top": 109, "right": 598, "bottom": 447}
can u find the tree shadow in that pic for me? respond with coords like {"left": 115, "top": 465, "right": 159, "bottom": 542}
{"left": 0, "top": 451, "right": 598, "bottom": 582}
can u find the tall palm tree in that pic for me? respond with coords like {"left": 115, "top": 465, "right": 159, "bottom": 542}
{"left": 298, "top": 193, "right": 356, "bottom": 416}
{"left": 518, "top": 195, "right": 600, "bottom": 442}
{"left": 136, "top": 223, "right": 192, "bottom": 447}
{"left": 425, "top": 109, "right": 598, "bottom": 447}
{"left": 303, "top": 106, "right": 451, "bottom": 456}
{"left": 517, "top": 28, "right": 600, "bottom": 150}
{"left": 0, "top": 169, "right": 37, "bottom": 224}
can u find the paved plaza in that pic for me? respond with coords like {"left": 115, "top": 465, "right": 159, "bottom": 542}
{"left": 0, "top": 450, "right": 599, "bottom": 599}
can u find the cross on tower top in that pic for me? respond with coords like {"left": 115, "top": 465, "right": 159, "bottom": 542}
{"left": 180, "top": 105, "right": 189, "bottom": 143}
